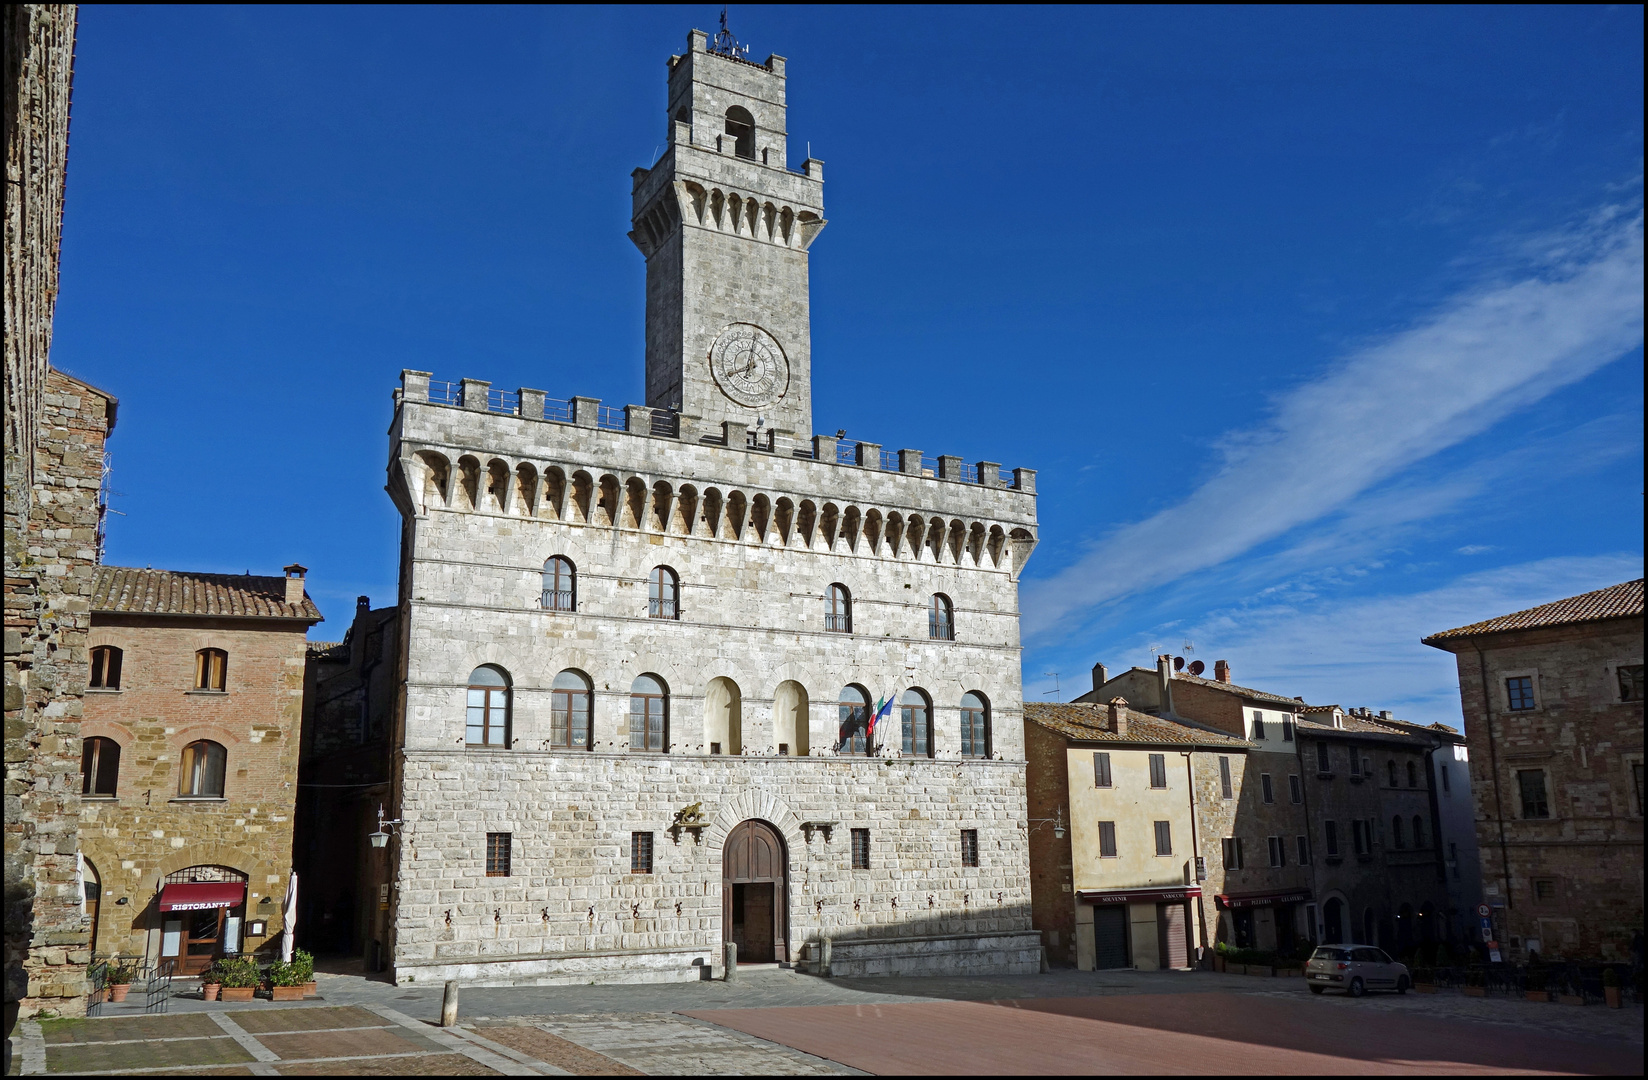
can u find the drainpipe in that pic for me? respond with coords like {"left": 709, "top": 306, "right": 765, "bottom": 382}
{"left": 1474, "top": 645, "right": 1514, "bottom": 915}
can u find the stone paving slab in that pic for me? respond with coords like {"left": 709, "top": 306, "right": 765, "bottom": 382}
{"left": 474, "top": 1025, "right": 644, "bottom": 1076}
{"left": 253, "top": 1026, "right": 448, "bottom": 1061}
{"left": 229, "top": 1007, "right": 386, "bottom": 1034}
{"left": 39, "top": 1013, "right": 221, "bottom": 1044}
{"left": 518, "top": 1013, "right": 860, "bottom": 1075}
{"left": 43, "top": 1034, "right": 253, "bottom": 1074}
{"left": 272, "top": 1052, "right": 501, "bottom": 1075}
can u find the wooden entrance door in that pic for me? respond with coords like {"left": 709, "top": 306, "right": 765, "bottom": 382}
{"left": 181, "top": 909, "right": 225, "bottom": 975}
{"left": 724, "top": 820, "right": 786, "bottom": 963}
{"left": 1094, "top": 906, "right": 1129, "bottom": 969}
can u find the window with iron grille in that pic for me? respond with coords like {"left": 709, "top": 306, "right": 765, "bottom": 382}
{"left": 1296, "top": 834, "right": 1310, "bottom": 865}
{"left": 486, "top": 833, "right": 511, "bottom": 877}
{"left": 1098, "top": 821, "right": 1118, "bottom": 858}
{"left": 1288, "top": 774, "right": 1302, "bottom": 804}
{"left": 194, "top": 648, "right": 227, "bottom": 691}
{"left": 1153, "top": 820, "right": 1172, "bottom": 857}
{"left": 542, "top": 556, "right": 576, "bottom": 611}
{"left": 1221, "top": 837, "right": 1243, "bottom": 870}
{"left": 1532, "top": 877, "right": 1558, "bottom": 903}
{"left": 1093, "top": 752, "right": 1112, "bottom": 788}
{"left": 960, "top": 829, "right": 979, "bottom": 867}
{"left": 851, "top": 828, "right": 871, "bottom": 869}
{"left": 929, "top": 593, "right": 954, "bottom": 640}
{"left": 1260, "top": 773, "right": 1274, "bottom": 803}
{"left": 648, "top": 566, "right": 679, "bottom": 619}
{"left": 1148, "top": 754, "right": 1167, "bottom": 789}
{"left": 89, "top": 646, "right": 123, "bottom": 690}
{"left": 1251, "top": 711, "right": 1265, "bottom": 739}
{"left": 1505, "top": 675, "right": 1535, "bottom": 711}
{"left": 825, "top": 583, "right": 852, "bottom": 633}
{"left": 1619, "top": 664, "right": 1644, "bottom": 702}
{"left": 1517, "top": 769, "right": 1549, "bottom": 819}
{"left": 631, "top": 832, "right": 654, "bottom": 874}
{"left": 1267, "top": 836, "right": 1285, "bottom": 867}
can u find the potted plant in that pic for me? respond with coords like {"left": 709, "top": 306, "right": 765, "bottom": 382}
{"left": 106, "top": 960, "right": 138, "bottom": 1002}
{"left": 267, "top": 960, "right": 305, "bottom": 1001}
{"left": 1213, "top": 942, "right": 1227, "bottom": 973}
{"left": 215, "top": 957, "right": 261, "bottom": 1002}
{"left": 1602, "top": 967, "right": 1621, "bottom": 1009}
{"left": 1463, "top": 968, "right": 1487, "bottom": 997}
{"left": 1524, "top": 963, "right": 1551, "bottom": 1003}
{"left": 293, "top": 949, "right": 317, "bottom": 997}
{"left": 201, "top": 976, "right": 221, "bottom": 1002}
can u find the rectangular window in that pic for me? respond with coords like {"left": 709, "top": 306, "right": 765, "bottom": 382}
{"left": 1505, "top": 676, "right": 1536, "bottom": 711}
{"left": 1153, "top": 820, "right": 1172, "bottom": 857}
{"left": 1268, "top": 836, "right": 1284, "bottom": 867}
{"left": 1353, "top": 820, "right": 1371, "bottom": 856}
{"left": 1441, "top": 764, "right": 1451, "bottom": 793}
{"left": 1635, "top": 762, "right": 1644, "bottom": 816}
{"left": 851, "top": 828, "right": 871, "bottom": 870}
{"left": 960, "top": 829, "right": 979, "bottom": 867}
{"left": 1219, "top": 756, "right": 1233, "bottom": 798}
{"left": 1619, "top": 664, "right": 1645, "bottom": 702}
{"left": 631, "top": 832, "right": 654, "bottom": 874}
{"left": 1316, "top": 741, "right": 1331, "bottom": 772}
{"left": 1098, "top": 821, "right": 1118, "bottom": 858}
{"left": 1288, "top": 774, "right": 1303, "bottom": 804}
{"left": 1296, "top": 835, "right": 1310, "bottom": 865}
{"left": 1251, "top": 711, "right": 1265, "bottom": 739}
{"left": 1324, "top": 820, "right": 1339, "bottom": 857}
{"left": 89, "top": 646, "right": 122, "bottom": 690}
{"left": 1517, "top": 769, "right": 1550, "bottom": 819}
{"left": 1281, "top": 715, "right": 1294, "bottom": 742}
{"left": 485, "top": 833, "right": 511, "bottom": 877}
{"left": 1260, "top": 773, "right": 1274, "bottom": 804}
{"left": 1093, "top": 752, "right": 1112, "bottom": 788}
{"left": 1532, "top": 877, "right": 1557, "bottom": 903}
{"left": 1149, "top": 754, "right": 1167, "bottom": 789}
{"left": 1221, "top": 837, "right": 1244, "bottom": 870}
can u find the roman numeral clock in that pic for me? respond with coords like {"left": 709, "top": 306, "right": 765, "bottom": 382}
{"left": 709, "top": 323, "right": 790, "bottom": 409}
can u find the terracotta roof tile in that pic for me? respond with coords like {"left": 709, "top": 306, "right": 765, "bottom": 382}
{"left": 1423, "top": 579, "right": 1643, "bottom": 643}
{"left": 93, "top": 566, "right": 323, "bottom": 622}
{"left": 1168, "top": 672, "right": 1306, "bottom": 707}
{"left": 1025, "top": 702, "right": 1251, "bottom": 748}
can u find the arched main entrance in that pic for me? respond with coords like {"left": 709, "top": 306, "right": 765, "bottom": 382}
{"left": 724, "top": 820, "right": 787, "bottom": 964}
{"left": 1323, "top": 897, "right": 1345, "bottom": 943}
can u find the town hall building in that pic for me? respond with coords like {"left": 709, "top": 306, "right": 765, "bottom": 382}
{"left": 374, "top": 28, "right": 1043, "bottom": 984}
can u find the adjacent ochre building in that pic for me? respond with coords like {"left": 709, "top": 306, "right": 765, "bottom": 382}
{"left": 1424, "top": 578, "right": 1643, "bottom": 962}
{"left": 375, "top": 28, "right": 1042, "bottom": 985}
{"left": 79, "top": 566, "right": 321, "bottom": 973}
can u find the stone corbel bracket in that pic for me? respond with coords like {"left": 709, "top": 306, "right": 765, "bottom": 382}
{"left": 801, "top": 821, "right": 837, "bottom": 845}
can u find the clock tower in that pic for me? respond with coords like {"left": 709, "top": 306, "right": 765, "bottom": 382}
{"left": 629, "top": 27, "right": 825, "bottom": 441}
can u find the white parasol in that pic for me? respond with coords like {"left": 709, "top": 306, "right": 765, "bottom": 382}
{"left": 280, "top": 871, "right": 298, "bottom": 963}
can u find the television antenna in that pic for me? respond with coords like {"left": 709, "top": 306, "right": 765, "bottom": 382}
{"left": 710, "top": 6, "right": 750, "bottom": 59}
{"left": 1041, "top": 672, "right": 1062, "bottom": 702}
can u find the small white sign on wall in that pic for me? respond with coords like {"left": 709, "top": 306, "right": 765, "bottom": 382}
{"left": 161, "top": 920, "right": 182, "bottom": 957}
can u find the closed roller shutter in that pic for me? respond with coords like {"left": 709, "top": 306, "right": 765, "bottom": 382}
{"left": 1157, "top": 902, "right": 1189, "bottom": 969}
{"left": 1094, "top": 906, "right": 1129, "bottom": 969}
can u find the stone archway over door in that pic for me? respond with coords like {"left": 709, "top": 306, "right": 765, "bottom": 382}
{"left": 724, "top": 820, "right": 787, "bottom": 964}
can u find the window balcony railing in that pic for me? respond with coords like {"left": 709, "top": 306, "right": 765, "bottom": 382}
{"left": 648, "top": 598, "right": 678, "bottom": 620}
{"left": 541, "top": 590, "right": 575, "bottom": 612}
{"left": 824, "top": 614, "right": 851, "bottom": 633}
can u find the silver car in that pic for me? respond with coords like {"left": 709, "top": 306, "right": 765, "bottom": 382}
{"left": 1306, "top": 944, "right": 1411, "bottom": 996}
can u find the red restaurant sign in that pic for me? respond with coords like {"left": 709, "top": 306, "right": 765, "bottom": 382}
{"left": 1078, "top": 886, "right": 1202, "bottom": 905}
{"left": 1217, "top": 891, "right": 1311, "bottom": 909}
{"left": 158, "top": 882, "right": 245, "bottom": 911}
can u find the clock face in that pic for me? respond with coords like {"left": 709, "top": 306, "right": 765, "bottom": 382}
{"left": 709, "top": 323, "right": 789, "bottom": 408}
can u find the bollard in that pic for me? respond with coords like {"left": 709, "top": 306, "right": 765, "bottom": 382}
{"left": 820, "top": 935, "right": 832, "bottom": 978}
{"left": 440, "top": 980, "right": 459, "bottom": 1026}
{"left": 724, "top": 942, "right": 738, "bottom": 982}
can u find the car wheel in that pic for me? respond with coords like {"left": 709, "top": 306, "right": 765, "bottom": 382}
{"left": 1349, "top": 977, "right": 1366, "bottom": 998}
{"left": 1309, "top": 985, "right": 1325, "bottom": 995}
{"left": 1397, "top": 976, "right": 1410, "bottom": 994}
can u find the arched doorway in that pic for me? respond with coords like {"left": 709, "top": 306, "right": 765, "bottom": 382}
{"left": 82, "top": 856, "right": 103, "bottom": 956}
{"left": 158, "top": 865, "right": 248, "bottom": 975}
{"left": 1323, "top": 897, "right": 1345, "bottom": 943}
{"left": 724, "top": 820, "right": 787, "bottom": 964}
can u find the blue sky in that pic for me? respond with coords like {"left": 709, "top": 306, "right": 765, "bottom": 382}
{"left": 53, "top": 5, "right": 1643, "bottom": 729}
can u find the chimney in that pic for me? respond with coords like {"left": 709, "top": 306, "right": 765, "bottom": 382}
{"left": 1155, "top": 655, "right": 1175, "bottom": 715}
{"left": 1379, "top": 710, "right": 1392, "bottom": 720}
{"left": 1214, "top": 659, "right": 1231, "bottom": 684}
{"left": 1108, "top": 697, "right": 1129, "bottom": 736}
{"left": 1091, "top": 662, "right": 1108, "bottom": 694}
{"left": 283, "top": 564, "right": 308, "bottom": 607}
{"left": 357, "top": 595, "right": 371, "bottom": 618}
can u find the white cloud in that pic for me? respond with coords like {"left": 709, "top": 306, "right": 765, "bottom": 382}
{"left": 1455, "top": 545, "right": 1496, "bottom": 555}
{"left": 1023, "top": 206, "right": 1644, "bottom": 639}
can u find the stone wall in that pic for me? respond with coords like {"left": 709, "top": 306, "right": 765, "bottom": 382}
{"left": 1023, "top": 720, "right": 1076, "bottom": 964}
{"left": 80, "top": 617, "right": 309, "bottom": 962}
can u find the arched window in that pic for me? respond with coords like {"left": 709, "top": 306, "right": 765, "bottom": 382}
{"left": 837, "top": 684, "right": 871, "bottom": 755}
{"left": 629, "top": 674, "right": 668, "bottom": 752}
{"left": 724, "top": 105, "right": 755, "bottom": 159}
{"left": 901, "top": 688, "right": 932, "bottom": 758}
{"left": 90, "top": 646, "right": 123, "bottom": 690}
{"left": 1387, "top": 761, "right": 1398, "bottom": 787}
{"left": 1412, "top": 815, "right": 1426, "bottom": 848}
{"left": 179, "top": 740, "right": 227, "bottom": 797}
{"left": 550, "top": 669, "right": 592, "bottom": 750}
{"left": 648, "top": 566, "right": 679, "bottom": 620}
{"left": 466, "top": 665, "right": 511, "bottom": 747}
{"left": 194, "top": 648, "right": 227, "bottom": 691}
{"left": 81, "top": 736, "right": 120, "bottom": 797}
{"left": 825, "top": 584, "right": 851, "bottom": 633}
{"left": 542, "top": 557, "right": 576, "bottom": 611}
{"left": 929, "top": 594, "right": 953, "bottom": 641}
{"left": 960, "top": 691, "right": 991, "bottom": 759}
{"left": 1391, "top": 816, "right": 1405, "bottom": 849}
{"left": 1407, "top": 761, "right": 1419, "bottom": 788}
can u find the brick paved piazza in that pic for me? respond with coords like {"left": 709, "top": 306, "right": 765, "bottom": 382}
{"left": 12, "top": 968, "right": 1642, "bottom": 1075}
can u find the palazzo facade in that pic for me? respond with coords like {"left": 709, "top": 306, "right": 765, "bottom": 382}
{"left": 379, "top": 28, "right": 1042, "bottom": 985}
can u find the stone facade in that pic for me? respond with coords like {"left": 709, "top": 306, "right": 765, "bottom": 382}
{"left": 79, "top": 566, "right": 321, "bottom": 969}
{"left": 1424, "top": 580, "right": 1643, "bottom": 962}
{"left": 4, "top": 4, "right": 94, "bottom": 1037}
{"left": 377, "top": 29, "right": 1041, "bottom": 985}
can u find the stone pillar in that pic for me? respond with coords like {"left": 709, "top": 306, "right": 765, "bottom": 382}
{"left": 401, "top": 370, "right": 431, "bottom": 402}
{"left": 460, "top": 379, "right": 490, "bottom": 412}
{"left": 899, "top": 449, "right": 924, "bottom": 475}
{"left": 571, "top": 397, "right": 600, "bottom": 428}
{"left": 722, "top": 420, "right": 748, "bottom": 447}
{"left": 1012, "top": 468, "right": 1037, "bottom": 493}
{"left": 771, "top": 429, "right": 797, "bottom": 457}
{"left": 812, "top": 435, "right": 838, "bottom": 463}
{"left": 518, "top": 389, "right": 546, "bottom": 420}
{"left": 625, "top": 404, "right": 654, "bottom": 435}
{"left": 937, "top": 455, "right": 964, "bottom": 481}
{"left": 976, "top": 461, "right": 1002, "bottom": 488}
{"left": 855, "top": 441, "right": 881, "bottom": 468}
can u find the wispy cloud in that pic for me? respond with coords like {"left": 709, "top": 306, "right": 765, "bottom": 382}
{"left": 1023, "top": 204, "right": 1644, "bottom": 638}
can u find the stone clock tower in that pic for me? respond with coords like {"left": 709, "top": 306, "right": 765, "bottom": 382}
{"left": 629, "top": 28, "right": 826, "bottom": 440}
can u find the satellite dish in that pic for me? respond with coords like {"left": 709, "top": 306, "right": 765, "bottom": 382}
{"left": 1173, "top": 656, "right": 1185, "bottom": 671}
{"left": 1188, "top": 660, "right": 1206, "bottom": 676}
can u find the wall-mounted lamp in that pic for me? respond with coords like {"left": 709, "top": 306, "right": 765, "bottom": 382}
{"left": 369, "top": 802, "right": 403, "bottom": 848}
{"left": 115, "top": 897, "right": 129, "bottom": 906}
{"left": 259, "top": 896, "right": 273, "bottom": 908}
{"left": 1029, "top": 806, "right": 1066, "bottom": 840}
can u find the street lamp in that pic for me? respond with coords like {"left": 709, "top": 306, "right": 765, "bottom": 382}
{"left": 1029, "top": 806, "right": 1066, "bottom": 840}
{"left": 369, "top": 803, "right": 402, "bottom": 849}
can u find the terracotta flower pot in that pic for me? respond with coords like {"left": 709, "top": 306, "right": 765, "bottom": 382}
{"left": 302, "top": 981, "right": 318, "bottom": 998}
{"left": 270, "top": 985, "right": 304, "bottom": 1001}
{"left": 1558, "top": 993, "right": 1585, "bottom": 1006}
{"left": 1604, "top": 986, "right": 1621, "bottom": 1009}
{"left": 202, "top": 983, "right": 221, "bottom": 1001}
{"left": 108, "top": 984, "right": 130, "bottom": 1003}
{"left": 1463, "top": 986, "right": 1486, "bottom": 997}
{"left": 1415, "top": 983, "right": 1437, "bottom": 994}
{"left": 221, "top": 986, "right": 256, "bottom": 1002}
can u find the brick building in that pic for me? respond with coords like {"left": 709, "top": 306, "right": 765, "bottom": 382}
{"left": 1024, "top": 700, "right": 1250, "bottom": 970}
{"left": 1424, "top": 578, "right": 1643, "bottom": 962}
{"left": 78, "top": 566, "right": 322, "bottom": 973}
{"left": 5, "top": 2, "right": 96, "bottom": 1037}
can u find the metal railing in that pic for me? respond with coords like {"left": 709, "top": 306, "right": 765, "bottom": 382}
{"left": 792, "top": 445, "right": 816, "bottom": 459}
{"left": 650, "top": 411, "right": 679, "bottom": 438}
{"left": 879, "top": 449, "right": 900, "bottom": 472}
{"left": 921, "top": 455, "right": 940, "bottom": 477}
{"left": 958, "top": 462, "right": 978, "bottom": 483}
{"left": 542, "top": 397, "right": 573, "bottom": 423}
{"left": 824, "top": 614, "right": 851, "bottom": 633}
{"left": 87, "top": 959, "right": 109, "bottom": 1017}
{"left": 144, "top": 961, "right": 172, "bottom": 1014}
{"left": 542, "top": 589, "right": 575, "bottom": 612}
{"left": 649, "top": 598, "right": 678, "bottom": 619}
{"left": 835, "top": 441, "right": 859, "bottom": 466}
{"left": 997, "top": 466, "right": 1015, "bottom": 485}
{"left": 428, "top": 381, "right": 462, "bottom": 406}
{"left": 597, "top": 406, "right": 628, "bottom": 431}
{"left": 486, "top": 388, "right": 519, "bottom": 415}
